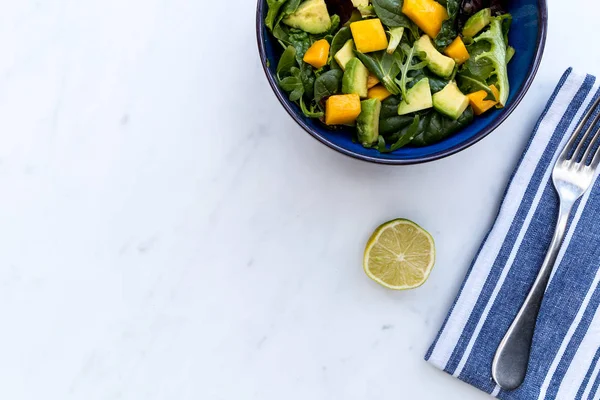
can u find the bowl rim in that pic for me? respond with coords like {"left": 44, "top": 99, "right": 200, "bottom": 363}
{"left": 256, "top": 0, "right": 548, "bottom": 165}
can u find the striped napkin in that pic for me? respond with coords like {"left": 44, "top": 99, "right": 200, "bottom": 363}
{"left": 426, "top": 69, "right": 600, "bottom": 400}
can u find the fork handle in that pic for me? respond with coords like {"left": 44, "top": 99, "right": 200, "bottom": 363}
{"left": 492, "top": 199, "right": 574, "bottom": 390}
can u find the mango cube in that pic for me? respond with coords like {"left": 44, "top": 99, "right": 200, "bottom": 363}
{"left": 350, "top": 19, "right": 388, "bottom": 53}
{"left": 325, "top": 94, "right": 362, "bottom": 125}
{"left": 367, "top": 85, "right": 392, "bottom": 102}
{"left": 444, "top": 37, "right": 470, "bottom": 65}
{"left": 367, "top": 74, "right": 380, "bottom": 89}
{"left": 303, "top": 39, "right": 330, "bottom": 69}
{"left": 402, "top": 0, "right": 448, "bottom": 38}
{"left": 466, "top": 85, "right": 501, "bottom": 115}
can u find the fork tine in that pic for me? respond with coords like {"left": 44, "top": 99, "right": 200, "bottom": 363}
{"left": 583, "top": 125, "right": 600, "bottom": 167}
{"left": 572, "top": 103, "right": 600, "bottom": 163}
{"left": 561, "top": 95, "right": 600, "bottom": 161}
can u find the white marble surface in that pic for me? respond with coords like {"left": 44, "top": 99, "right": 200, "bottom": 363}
{"left": 2, "top": 1, "right": 600, "bottom": 399}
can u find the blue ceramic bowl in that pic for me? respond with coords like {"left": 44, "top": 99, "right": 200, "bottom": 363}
{"left": 257, "top": 1, "right": 548, "bottom": 165}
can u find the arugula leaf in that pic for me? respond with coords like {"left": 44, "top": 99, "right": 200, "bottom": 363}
{"left": 300, "top": 97, "right": 324, "bottom": 118}
{"left": 278, "top": 63, "right": 314, "bottom": 102}
{"left": 468, "top": 17, "right": 510, "bottom": 105}
{"left": 457, "top": 39, "right": 495, "bottom": 100}
{"left": 279, "top": 67, "right": 305, "bottom": 101}
{"left": 394, "top": 43, "right": 428, "bottom": 102}
{"left": 462, "top": 42, "right": 494, "bottom": 77}
{"left": 506, "top": 46, "right": 515, "bottom": 64}
{"left": 498, "top": 13, "right": 512, "bottom": 45}
{"left": 265, "top": 0, "right": 288, "bottom": 31}
{"left": 299, "top": 63, "right": 315, "bottom": 100}
{"left": 314, "top": 69, "right": 343, "bottom": 103}
{"left": 435, "top": 0, "right": 459, "bottom": 48}
{"left": 371, "top": 0, "right": 420, "bottom": 39}
{"left": 355, "top": 51, "right": 401, "bottom": 95}
{"left": 277, "top": 46, "right": 298, "bottom": 79}
{"left": 456, "top": 74, "right": 495, "bottom": 100}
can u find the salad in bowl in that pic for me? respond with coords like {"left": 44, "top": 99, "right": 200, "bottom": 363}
{"left": 264, "top": 0, "right": 515, "bottom": 153}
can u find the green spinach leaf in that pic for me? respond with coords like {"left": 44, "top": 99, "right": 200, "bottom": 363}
{"left": 288, "top": 29, "right": 312, "bottom": 63}
{"left": 410, "top": 108, "right": 474, "bottom": 146}
{"left": 270, "top": 0, "right": 302, "bottom": 38}
{"left": 426, "top": 75, "right": 449, "bottom": 93}
{"left": 329, "top": 27, "right": 353, "bottom": 68}
{"left": 314, "top": 69, "right": 343, "bottom": 103}
{"left": 280, "top": 0, "right": 301, "bottom": 19}
{"left": 273, "top": 23, "right": 290, "bottom": 45}
{"left": 406, "top": 69, "right": 448, "bottom": 93}
{"left": 371, "top": 0, "right": 420, "bottom": 39}
{"left": 265, "top": 0, "right": 288, "bottom": 31}
{"left": 435, "top": 0, "right": 459, "bottom": 48}
{"left": 327, "top": 15, "right": 341, "bottom": 36}
{"left": 379, "top": 97, "right": 415, "bottom": 139}
{"left": 378, "top": 115, "right": 421, "bottom": 152}
{"left": 355, "top": 51, "right": 401, "bottom": 95}
{"left": 277, "top": 46, "right": 298, "bottom": 79}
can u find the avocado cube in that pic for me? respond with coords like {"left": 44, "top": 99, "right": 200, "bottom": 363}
{"left": 335, "top": 39, "right": 355, "bottom": 70}
{"left": 357, "top": 98, "right": 382, "bottom": 146}
{"left": 398, "top": 78, "right": 433, "bottom": 115}
{"left": 282, "top": 0, "right": 332, "bottom": 34}
{"left": 414, "top": 35, "right": 456, "bottom": 79}
{"left": 342, "top": 58, "right": 369, "bottom": 98}
{"left": 462, "top": 8, "right": 492, "bottom": 39}
{"left": 433, "top": 81, "right": 470, "bottom": 120}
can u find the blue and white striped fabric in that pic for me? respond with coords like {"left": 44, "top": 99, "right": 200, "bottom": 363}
{"left": 426, "top": 69, "right": 600, "bottom": 399}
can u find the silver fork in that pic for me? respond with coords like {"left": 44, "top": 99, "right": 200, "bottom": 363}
{"left": 492, "top": 95, "right": 600, "bottom": 391}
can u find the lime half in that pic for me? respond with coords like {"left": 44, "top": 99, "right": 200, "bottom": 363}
{"left": 363, "top": 219, "right": 436, "bottom": 290}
